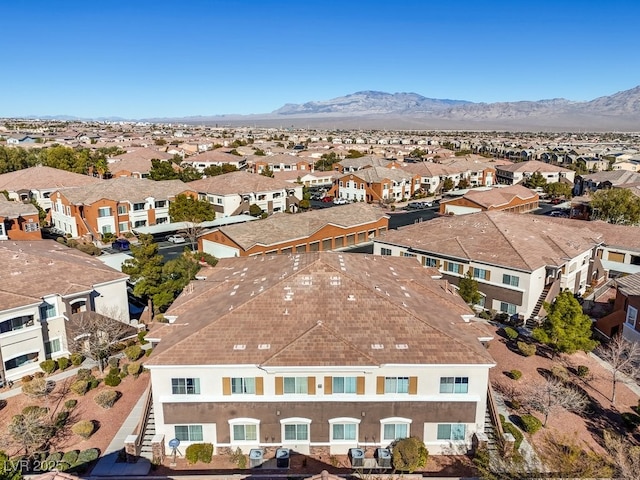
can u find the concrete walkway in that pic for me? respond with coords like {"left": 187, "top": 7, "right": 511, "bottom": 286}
{"left": 90, "top": 391, "right": 151, "bottom": 477}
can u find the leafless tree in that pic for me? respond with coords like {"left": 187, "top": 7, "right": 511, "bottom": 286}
{"left": 536, "top": 432, "right": 614, "bottom": 479}
{"left": 598, "top": 334, "right": 640, "bottom": 403}
{"left": 603, "top": 430, "right": 640, "bottom": 480}
{"left": 524, "top": 377, "right": 588, "bottom": 427}
{"left": 65, "top": 307, "right": 135, "bottom": 372}
{"left": 7, "top": 408, "right": 55, "bottom": 455}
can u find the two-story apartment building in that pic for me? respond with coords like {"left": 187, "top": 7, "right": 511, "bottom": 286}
{"left": 199, "top": 203, "right": 388, "bottom": 258}
{"left": 250, "top": 154, "right": 315, "bottom": 175}
{"left": 329, "top": 167, "right": 421, "bottom": 203}
{"left": 438, "top": 185, "right": 539, "bottom": 216}
{"left": 0, "top": 196, "right": 41, "bottom": 240}
{"left": 0, "top": 241, "right": 129, "bottom": 384}
{"left": 145, "top": 253, "right": 495, "bottom": 456}
{"left": 183, "top": 149, "right": 248, "bottom": 173}
{"left": 573, "top": 170, "right": 640, "bottom": 196}
{"left": 596, "top": 273, "right": 640, "bottom": 341}
{"left": 188, "top": 171, "right": 303, "bottom": 217}
{"left": 495, "top": 160, "right": 575, "bottom": 186}
{"left": 373, "top": 211, "right": 601, "bottom": 321}
{"left": 50, "top": 177, "right": 191, "bottom": 238}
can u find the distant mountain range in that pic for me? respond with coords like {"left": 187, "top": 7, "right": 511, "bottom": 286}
{"left": 17, "top": 86, "right": 640, "bottom": 131}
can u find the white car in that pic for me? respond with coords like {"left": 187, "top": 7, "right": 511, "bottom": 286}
{"left": 333, "top": 197, "right": 348, "bottom": 205}
{"left": 166, "top": 234, "right": 186, "bottom": 244}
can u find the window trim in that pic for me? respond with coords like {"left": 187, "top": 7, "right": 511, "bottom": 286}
{"left": 626, "top": 305, "right": 638, "bottom": 328}
{"left": 436, "top": 423, "right": 466, "bottom": 441}
{"left": 380, "top": 417, "right": 412, "bottom": 441}
{"left": 332, "top": 376, "right": 357, "bottom": 394}
{"left": 329, "top": 417, "right": 360, "bottom": 442}
{"left": 231, "top": 377, "right": 256, "bottom": 394}
{"left": 171, "top": 377, "right": 201, "bottom": 395}
{"left": 283, "top": 376, "right": 308, "bottom": 394}
{"left": 174, "top": 424, "right": 204, "bottom": 442}
{"left": 229, "top": 418, "right": 260, "bottom": 443}
{"left": 439, "top": 376, "right": 469, "bottom": 394}
{"left": 280, "top": 417, "right": 312, "bottom": 443}
{"left": 384, "top": 376, "right": 409, "bottom": 394}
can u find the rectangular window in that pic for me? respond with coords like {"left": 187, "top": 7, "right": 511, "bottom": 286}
{"left": 437, "top": 424, "right": 466, "bottom": 441}
{"left": 40, "top": 302, "right": 56, "bottom": 320}
{"left": 284, "top": 424, "right": 308, "bottom": 441}
{"left": 98, "top": 207, "right": 111, "bottom": 218}
{"left": 134, "top": 220, "right": 147, "bottom": 228}
{"left": 322, "top": 238, "right": 332, "bottom": 250}
{"left": 383, "top": 423, "right": 408, "bottom": 441}
{"left": 384, "top": 377, "right": 409, "bottom": 394}
{"left": 446, "top": 262, "right": 462, "bottom": 274}
{"left": 216, "top": 197, "right": 223, "bottom": 204}
{"left": 117, "top": 205, "right": 127, "bottom": 215}
{"left": 333, "top": 423, "right": 357, "bottom": 440}
{"left": 133, "top": 203, "right": 145, "bottom": 211}
{"left": 403, "top": 252, "right": 416, "bottom": 258}
{"left": 24, "top": 222, "right": 39, "bottom": 232}
{"left": 332, "top": 376, "right": 357, "bottom": 394}
{"left": 423, "top": 257, "right": 438, "bottom": 267}
{"left": 175, "top": 425, "right": 203, "bottom": 442}
{"left": 101, "top": 225, "right": 112, "bottom": 234}
{"left": 231, "top": 377, "right": 256, "bottom": 394}
{"left": 380, "top": 247, "right": 392, "bottom": 256}
{"left": 171, "top": 378, "right": 201, "bottom": 395}
{"left": 500, "top": 302, "right": 517, "bottom": 315}
{"left": 626, "top": 305, "right": 638, "bottom": 328}
{"left": 0, "top": 315, "right": 34, "bottom": 334}
{"left": 284, "top": 377, "right": 308, "bottom": 394}
{"left": 118, "top": 222, "right": 129, "bottom": 232}
{"left": 45, "top": 338, "right": 61, "bottom": 356}
{"left": 439, "top": 377, "right": 469, "bottom": 394}
{"left": 154, "top": 200, "right": 166, "bottom": 208}
{"left": 334, "top": 236, "right": 344, "bottom": 248}
{"left": 233, "top": 424, "right": 257, "bottom": 441}
{"left": 4, "top": 352, "right": 39, "bottom": 370}
{"left": 502, "top": 274, "right": 520, "bottom": 287}
{"left": 473, "top": 268, "right": 488, "bottom": 280}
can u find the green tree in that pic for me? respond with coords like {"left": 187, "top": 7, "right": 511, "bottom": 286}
{"left": 253, "top": 148, "right": 266, "bottom": 156}
{"left": 29, "top": 198, "right": 47, "bottom": 226}
{"left": 122, "top": 234, "right": 165, "bottom": 317}
{"left": 409, "top": 148, "right": 428, "bottom": 158}
{"left": 590, "top": 188, "right": 640, "bottom": 225}
{"left": 169, "top": 194, "right": 216, "bottom": 249}
{"left": 314, "top": 151, "right": 339, "bottom": 171}
{"left": 523, "top": 172, "right": 547, "bottom": 189}
{"left": 249, "top": 204, "right": 263, "bottom": 217}
{"left": 0, "top": 450, "right": 23, "bottom": 480}
{"left": 532, "top": 290, "right": 597, "bottom": 355}
{"left": 345, "top": 149, "right": 365, "bottom": 158}
{"left": 178, "top": 164, "right": 203, "bottom": 182}
{"left": 458, "top": 271, "right": 481, "bottom": 306}
{"left": 457, "top": 178, "right": 470, "bottom": 189}
{"left": 260, "top": 166, "right": 274, "bottom": 178}
{"left": 202, "top": 164, "right": 237, "bottom": 177}
{"left": 441, "top": 177, "right": 454, "bottom": 192}
{"left": 391, "top": 437, "right": 429, "bottom": 472}
{"left": 154, "top": 254, "right": 202, "bottom": 312}
{"left": 543, "top": 182, "right": 572, "bottom": 199}
{"left": 149, "top": 159, "right": 179, "bottom": 180}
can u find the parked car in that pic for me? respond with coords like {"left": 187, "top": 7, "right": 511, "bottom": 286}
{"left": 333, "top": 197, "right": 348, "bottom": 205}
{"left": 321, "top": 196, "right": 334, "bottom": 203}
{"left": 166, "top": 234, "right": 186, "bottom": 244}
{"left": 112, "top": 238, "right": 131, "bottom": 251}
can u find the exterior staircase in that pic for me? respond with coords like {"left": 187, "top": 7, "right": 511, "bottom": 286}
{"left": 139, "top": 398, "right": 155, "bottom": 460}
{"left": 483, "top": 405, "right": 499, "bottom": 452}
{"left": 526, "top": 284, "right": 552, "bottom": 329}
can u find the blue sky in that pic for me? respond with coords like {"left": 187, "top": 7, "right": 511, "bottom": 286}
{"left": 3, "top": 0, "right": 639, "bottom": 118}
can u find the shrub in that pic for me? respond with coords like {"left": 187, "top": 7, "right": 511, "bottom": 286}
{"left": 45, "top": 452, "right": 63, "bottom": 464}
{"left": 70, "top": 379, "right": 90, "bottom": 396}
{"left": 621, "top": 412, "right": 640, "bottom": 430}
{"left": 501, "top": 421, "right": 524, "bottom": 450}
{"left": 76, "top": 368, "right": 92, "bottom": 380}
{"left": 64, "top": 399, "right": 78, "bottom": 410}
{"left": 576, "top": 365, "right": 590, "bottom": 378}
{"left": 231, "top": 447, "right": 246, "bottom": 468}
{"left": 58, "top": 357, "right": 70, "bottom": 370}
{"left": 56, "top": 462, "right": 71, "bottom": 472}
{"left": 108, "top": 357, "right": 120, "bottom": 369}
{"left": 88, "top": 376, "right": 99, "bottom": 390}
{"left": 104, "top": 374, "right": 121, "bottom": 387}
{"left": 55, "top": 410, "right": 70, "bottom": 429}
{"left": 504, "top": 327, "right": 519, "bottom": 340}
{"left": 154, "top": 314, "right": 168, "bottom": 323}
{"left": 22, "top": 405, "right": 48, "bottom": 416}
{"left": 21, "top": 374, "right": 33, "bottom": 383}
{"left": 138, "top": 330, "right": 148, "bottom": 345}
{"left": 33, "top": 371, "right": 45, "bottom": 379}
{"left": 119, "top": 368, "right": 129, "bottom": 379}
{"left": 22, "top": 377, "right": 52, "bottom": 397}
{"left": 70, "top": 353, "right": 84, "bottom": 366}
{"left": 128, "top": 363, "right": 142, "bottom": 377}
{"left": 77, "top": 448, "right": 100, "bottom": 464}
{"left": 517, "top": 341, "right": 536, "bottom": 357}
{"left": 551, "top": 364, "right": 569, "bottom": 382}
{"left": 391, "top": 436, "right": 429, "bottom": 472}
{"left": 124, "top": 345, "right": 143, "bottom": 361}
{"left": 40, "top": 359, "right": 58, "bottom": 374}
{"left": 109, "top": 367, "right": 121, "bottom": 376}
{"left": 520, "top": 414, "right": 543, "bottom": 434}
{"left": 145, "top": 348, "right": 152, "bottom": 357}
{"left": 61, "top": 450, "right": 79, "bottom": 465}
{"left": 95, "top": 390, "right": 119, "bottom": 409}
{"left": 185, "top": 443, "right": 213, "bottom": 464}
{"left": 72, "top": 420, "right": 95, "bottom": 439}
{"left": 509, "top": 369, "right": 522, "bottom": 380}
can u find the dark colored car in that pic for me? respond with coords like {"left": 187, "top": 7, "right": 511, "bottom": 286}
{"left": 113, "top": 238, "right": 131, "bottom": 251}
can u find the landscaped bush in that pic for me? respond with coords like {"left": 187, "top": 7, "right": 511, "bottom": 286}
{"left": 22, "top": 405, "right": 48, "bottom": 416}
{"left": 55, "top": 410, "right": 70, "bottom": 429}
{"left": 22, "top": 377, "right": 52, "bottom": 397}
{"left": 185, "top": 443, "right": 213, "bottom": 464}
{"left": 21, "top": 374, "right": 33, "bottom": 383}
{"left": 576, "top": 365, "right": 590, "bottom": 378}
{"left": 104, "top": 373, "right": 121, "bottom": 387}
{"left": 88, "top": 376, "right": 99, "bottom": 389}
{"left": 64, "top": 399, "right": 78, "bottom": 410}
{"left": 61, "top": 450, "right": 79, "bottom": 465}
{"left": 504, "top": 327, "right": 519, "bottom": 340}
{"left": 621, "top": 412, "right": 640, "bottom": 430}
{"left": 519, "top": 414, "right": 543, "bottom": 434}
{"left": 77, "top": 448, "right": 100, "bottom": 464}
{"left": 45, "top": 452, "right": 63, "bottom": 464}
{"left": 70, "top": 353, "right": 84, "bottom": 366}
{"left": 138, "top": 330, "right": 148, "bottom": 345}
{"left": 119, "top": 368, "right": 129, "bottom": 379}
{"left": 501, "top": 420, "right": 524, "bottom": 450}
{"left": 551, "top": 364, "right": 569, "bottom": 381}
{"left": 509, "top": 369, "right": 522, "bottom": 380}
{"left": 109, "top": 367, "right": 120, "bottom": 376}
{"left": 108, "top": 357, "right": 120, "bottom": 369}
{"left": 391, "top": 436, "right": 429, "bottom": 472}
{"left": 517, "top": 341, "right": 536, "bottom": 357}
{"left": 76, "top": 368, "right": 92, "bottom": 380}
{"left": 33, "top": 371, "right": 45, "bottom": 379}
{"left": 72, "top": 420, "right": 95, "bottom": 439}
{"left": 124, "top": 345, "right": 143, "bottom": 361}
{"left": 58, "top": 357, "right": 70, "bottom": 370}
{"left": 70, "top": 379, "right": 90, "bottom": 396}
{"left": 40, "top": 359, "right": 58, "bottom": 374}
{"left": 127, "top": 362, "right": 142, "bottom": 377}
{"left": 145, "top": 348, "right": 152, "bottom": 357}
{"left": 56, "top": 462, "right": 71, "bottom": 472}
{"left": 95, "top": 390, "right": 119, "bottom": 409}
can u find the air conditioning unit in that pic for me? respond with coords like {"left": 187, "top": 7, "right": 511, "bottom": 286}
{"left": 249, "top": 449, "right": 264, "bottom": 468}
{"left": 375, "top": 448, "right": 392, "bottom": 468}
{"left": 348, "top": 448, "right": 365, "bottom": 468}
{"left": 276, "top": 448, "right": 290, "bottom": 468}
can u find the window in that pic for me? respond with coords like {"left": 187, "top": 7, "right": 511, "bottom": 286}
{"left": 98, "top": 207, "right": 111, "bottom": 218}
{"left": 118, "top": 222, "right": 129, "bottom": 232}
{"left": 174, "top": 425, "right": 203, "bottom": 442}
{"left": 154, "top": 200, "right": 166, "bottom": 208}
{"left": 439, "top": 377, "right": 469, "bottom": 394}
{"left": 233, "top": 424, "right": 257, "bottom": 441}
{"left": 284, "top": 377, "right": 307, "bottom": 394}
{"left": 133, "top": 202, "right": 145, "bottom": 211}
{"left": 171, "top": 378, "right": 201, "bottom": 395}
{"left": 45, "top": 338, "right": 61, "bottom": 356}
{"left": 626, "top": 305, "right": 638, "bottom": 328}
{"left": 500, "top": 302, "right": 517, "bottom": 315}
{"left": 423, "top": 257, "right": 438, "bottom": 267}
{"left": 403, "top": 252, "right": 416, "bottom": 258}
{"left": 473, "top": 268, "right": 488, "bottom": 280}
{"left": 216, "top": 197, "right": 223, "bottom": 204}
{"left": 502, "top": 274, "right": 520, "bottom": 287}
{"left": 117, "top": 205, "right": 127, "bottom": 215}
{"left": 334, "top": 236, "right": 344, "bottom": 248}
{"left": 101, "top": 225, "right": 112, "bottom": 234}
{"left": 134, "top": 220, "right": 147, "bottom": 228}
{"left": 284, "top": 424, "right": 308, "bottom": 441}
{"left": 4, "top": 352, "right": 39, "bottom": 370}
{"left": 0, "top": 315, "right": 34, "bottom": 334}
{"left": 40, "top": 302, "right": 56, "bottom": 321}
{"left": 383, "top": 424, "right": 408, "bottom": 441}
{"left": 332, "top": 424, "right": 357, "bottom": 440}
{"left": 437, "top": 424, "right": 466, "bottom": 441}
{"left": 232, "top": 377, "right": 255, "bottom": 394}
{"left": 332, "top": 377, "right": 357, "bottom": 394}
{"left": 384, "top": 377, "right": 409, "bottom": 394}
{"left": 380, "top": 247, "right": 392, "bottom": 256}
{"left": 24, "top": 222, "right": 39, "bottom": 232}
{"left": 446, "top": 262, "right": 462, "bottom": 274}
